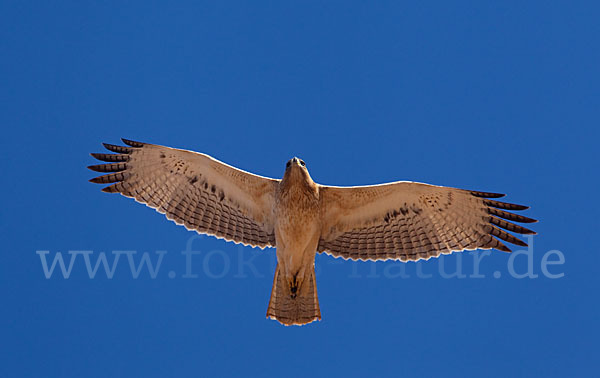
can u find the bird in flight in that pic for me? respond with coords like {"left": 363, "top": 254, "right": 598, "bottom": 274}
{"left": 89, "top": 139, "right": 536, "bottom": 326}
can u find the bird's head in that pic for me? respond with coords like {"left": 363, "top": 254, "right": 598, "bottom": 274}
{"left": 283, "top": 157, "right": 313, "bottom": 184}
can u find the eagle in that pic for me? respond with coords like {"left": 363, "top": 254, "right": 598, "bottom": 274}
{"left": 89, "top": 139, "right": 536, "bottom": 326}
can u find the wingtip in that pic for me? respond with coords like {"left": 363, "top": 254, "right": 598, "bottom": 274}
{"left": 513, "top": 239, "right": 528, "bottom": 247}
{"left": 522, "top": 216, "right": 538, "bottom": 224}
{"left": 485, "top": 199, "right": 530, "bottom": 211}
{"left": 470, "top": 191, "right": 506, "bottom": 199}
{"left": 121, "top": 138, "right": 145, "bottom": 147}
{"left": 102, "top": 142, "right": 134, "bottom": 154}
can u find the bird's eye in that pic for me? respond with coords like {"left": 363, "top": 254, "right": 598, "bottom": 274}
{"left": 300, "top": 160, "right": 306, "bottom": 167}
{"left": 286, "top": 161, "right": 291, "bottom": 168}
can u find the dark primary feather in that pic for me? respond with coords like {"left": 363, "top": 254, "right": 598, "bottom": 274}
{"left": 487, "top": 206, "right": 536, "bottom": 223}
{"left": 89, "top": 153, "right": 130, "bottom": 162}
{"left": 87, "top": 163, "right": 127, "bottom": 172}
{"left": 484, "top": 199, "right": 529, "bottom": 211}
{"left": 89, "top": 172, "right": 129, "bottom": 184}
{"left": 470, "top": 190, "right": 506, "bottom": 199}
{"left": 102, "top": 143, "right": 134, "bottom": 154}
{"left": 121, "top": 138, "right": 145, "bottom": 147}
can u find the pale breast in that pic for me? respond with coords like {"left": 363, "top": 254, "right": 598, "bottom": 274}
{"left": 274, "top": 185, "right": 321, "bottom": 250}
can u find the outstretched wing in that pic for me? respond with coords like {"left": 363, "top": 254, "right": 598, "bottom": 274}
{"left": 89, "top": 139, "right": 278, "bottom": 248}
{"left": 318, "top": 182, "right": 537, "bottom": 262}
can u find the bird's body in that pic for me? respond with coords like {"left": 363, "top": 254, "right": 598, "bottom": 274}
{"left": 89, "top": 139, "right": 537, "bottom": 326}
{"left": 275, "top": 159, "right": 319, "bottom": 286}
{"left": 270, "top": 158, "right": 322, "bottom": 324}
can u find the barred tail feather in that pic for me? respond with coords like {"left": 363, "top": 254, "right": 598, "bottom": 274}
{"left": 266, "top": 264, "right": 321, "bottom": 326}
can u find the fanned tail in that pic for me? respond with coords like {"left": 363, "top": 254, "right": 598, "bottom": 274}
{"left": 266, "top": 264, "right": 321, "bottom": 326}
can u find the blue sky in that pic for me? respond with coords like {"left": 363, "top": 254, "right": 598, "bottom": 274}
{"left": 1, "top": 1, "right": 598, "bottom": 377}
